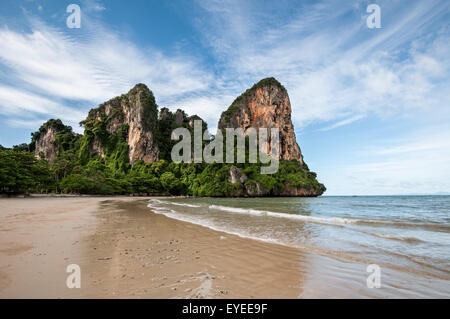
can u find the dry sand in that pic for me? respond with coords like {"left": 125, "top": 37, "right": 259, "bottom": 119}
{"left": 0, "top": 197, "right": 312, "bottom": 298}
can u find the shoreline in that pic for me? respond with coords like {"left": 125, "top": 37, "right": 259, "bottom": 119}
{"left": 0, "top": 197, "right": 308, "bottom": 298}
{"left": 1, "top": 197, "right": 445, "bottom": 298}
{"left": 0, "top": 193, "right": 324, "bottom": 199}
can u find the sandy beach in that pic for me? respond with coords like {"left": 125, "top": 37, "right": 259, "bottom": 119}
{"left": 2, "top": 197, "right": 446, "bottom": 299}
{"left": 0, "top": 197, "right": 310, "bottom": 298}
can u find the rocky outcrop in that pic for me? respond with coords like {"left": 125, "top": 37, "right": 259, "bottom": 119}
{"left": 227, "top": 166, "right": 323, "bottom": 197}
{"left": 174, "top": 109, "right": 185, "bottom": 126}
{"left": 245, "top": 181, "right": 268, "bottom": 197}
{"left": 29, "top": 79, "right": 324, "bottom": 197}
{"left": 34, "top": 126, "right": 58, "bottom": 161}
{"left": 218, "top": 77, "right": 303, "bottom": 163}
{"left": 227, "top": 166, "right": 268, "bottom": 197}
{"left": 228, "top": 166, "right": 248, "bottom": 184}
{"left": 274, "top": 184, "right": 324, "bottom": 197}
{"left": 90, "top": 138, "right": 104, "bottom": 159}
{"left": 32, "top": 119, "right": 76, "bottom": 161}
{"left": 159, "top": 107, "right": 171, "bottom": 121}
{"left": 156, "top": 107, "right": 208, "bottom": 161}
{"left": 84, "top": 84, "right": 159, "bottom": 164}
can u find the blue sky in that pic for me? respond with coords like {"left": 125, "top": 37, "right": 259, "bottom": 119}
{"left": 0, "top": 0, "right": 449, "bottom": 195}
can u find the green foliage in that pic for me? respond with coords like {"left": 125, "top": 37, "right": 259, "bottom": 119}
{"left": 12, "top": 143, "right": 29, "bottom": 152}
{"left": 156, "top": 108, "right": 176, "bottom": 161}
{"left": 79, "top": 111, "right": 130, "bottom": 172}
{"left": 160, "top": 172, "right": 182, "bottom": 194}
{"left": 1, "top": 79, "right": 325, "bottom": 196}
{"left": 155, "top": 108, "right": 208, "bottom": 161}
{"left": 30, "top": 119, "right": 77, "bottom": 153}
{"left": 0, "top": 142, "right": 325, "bottom": 196}
{"left": 59, "top": 173, "right": 131, "bottom": 195}
{"left": 0, "top": 148, "right": 55, "bottom": 193}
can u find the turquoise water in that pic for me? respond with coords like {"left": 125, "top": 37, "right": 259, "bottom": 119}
{"left": 147, "top": 196, "right": 450, "bottom": 297}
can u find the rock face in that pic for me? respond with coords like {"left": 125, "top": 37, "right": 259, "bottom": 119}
{"left": 174, "top": 109, "right": 185, "bottom": 126}
{"left": 274, "top": 184, "right": 324, "bottom": 197}
{"left": 228, "top": 166, "right": 267, "bottom": 197}
{"left": 34, "top": 126, "right": 58, "bottom": 161}
{"left": 85, "top": 84, "right": 159, "bottom": 164}
{"left": 218, "top": 77, "right": 303, "bottom": 163}
{"left": 228, "top": 166, "right": 248, "bottom": 184}
{"left": 156, "top": 107, "right": 208, "bottom": 161}
{"left": 32, "top": 119, "right": 76, "bottom": 161}
{"left": 227, "top": 166, "right": 323, "bottom": 197}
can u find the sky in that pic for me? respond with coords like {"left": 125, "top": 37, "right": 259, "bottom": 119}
{"left": 0, "top": 0, "right": 449, "bottom": 195}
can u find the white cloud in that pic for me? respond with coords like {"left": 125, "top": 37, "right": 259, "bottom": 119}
{"left": 0, "top": 85, "right": 85, "bottom": 126}
{"left": 318, "top": 114, "right": 365, "bottom": 131}
{"left": 0, "top": 14, "right": 214, "bottom": 127}
{"left": 2, "top": 0, "right": 448, "bottom": 133}
{"left": 1, "top": 0, "right": 450, "bottom": 196}
{"left": 189, "top": 0, "right": 450, "bottom": 195}
{"left": 193, "top": 0, "right": 450, "bottom": 130}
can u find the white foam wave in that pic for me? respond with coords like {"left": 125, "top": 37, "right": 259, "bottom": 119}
{"left": 209, "top": 204, "right": 358, "bottom": 226}
{"left": 148, "top": 199, "right": 166, "bottom": 204}
{"left": 148, "top": 199, "right": 201, "bottom": 208}
{"left": 149, "top": 209, "right": 284, "bottom": 246}
{"left": 150, "top": 201, "right": 446, "bottom": 232}
{"left": 170, "top": 202, "right": 201, "bottom": 208}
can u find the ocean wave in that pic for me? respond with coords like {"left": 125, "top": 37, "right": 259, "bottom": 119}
{"left": 145, "top": 203, "right": 450, "bottom": 278}
{"left": 209, "top": 204, "right": 359, "bottom": 225}
{"left": 170, "top": 202, "right": 201, "bottom": 208}
{"left": 148, "top": 199, "right": 201, "bottom": 208}
{"left": 145, "top": 200, "right": 450, "bottom": 281}
{"left": 148, "top": 199, "right": 166, "bottom": 204}
{"left": 149, "top": 200, "right": 450, "bottom": 232}
{"left": 208, "top": 204, "right": 450, "bottom": 231}
{"left": 361, "top": 231, "right": 425, "bottom": 243}
{"left": 149, "top": 208, "right": 284, "bottom": 246}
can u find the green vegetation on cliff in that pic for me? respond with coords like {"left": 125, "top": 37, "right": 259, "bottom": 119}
{"left": 0, "top": 81, "right": 325, "bottom": 196}
{"left": 0, "top": 142, "right": 325, "bottom": 196}
{"left": 31, "top": 119, "right": 80, "bottom": 155}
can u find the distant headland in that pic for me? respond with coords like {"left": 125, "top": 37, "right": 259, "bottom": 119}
{"left": 0, "top": 78, "right": 325, "bottom": 197}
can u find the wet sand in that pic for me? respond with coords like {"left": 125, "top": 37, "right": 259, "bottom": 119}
{"left": 0, "top": 197, "right": 309, "bottom": 298}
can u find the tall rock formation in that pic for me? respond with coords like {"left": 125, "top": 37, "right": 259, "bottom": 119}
{"left": 157, "top": 107, "right": 208, "bottom": 161}
{"left": 82, "top": 84, "right": 159, "bottom": 164}
{"left": 24, "top": 79, "right": 324, "bottom": 197}
{"left": 218, "top": 77, "right": 303, "bottom": 163}
{"left": 31, "top": 119, "right": 76, "bottom": 161}
{"left": 34, "top": 126, "right": 58, "bottom": 161}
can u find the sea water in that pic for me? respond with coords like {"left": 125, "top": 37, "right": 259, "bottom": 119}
{"left": 147, "top": 195, "right": 450, "bottom": 298}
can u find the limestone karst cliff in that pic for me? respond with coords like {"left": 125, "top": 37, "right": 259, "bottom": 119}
{"left": 218, "top": 78, "right": 324, "bottom": 197}
{"left": 82, "top": 84, "right": 160, "bottom": 164}
{"left": 79, "top": 85, "right": 208, "bottom": 166}
{"left": 24, "top": 78, "right": 325, "bottom": 197}
{"left": 34, "top": 125, "right": 59, "bottom": 161}
{"left": 157, "top": 107, "right": 208, "bottom": 161}
{"left": 31, "top": 119, "right": 77, "bottom": 161}
{"left": 218, "top": 77, "right": 303, "bottom": 163}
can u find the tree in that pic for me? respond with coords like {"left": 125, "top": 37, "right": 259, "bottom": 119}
{"left": 160, "top": 172, "right": 182, "bottom": 194}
